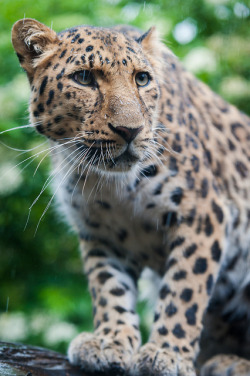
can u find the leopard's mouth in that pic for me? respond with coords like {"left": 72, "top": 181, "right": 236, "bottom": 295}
{"left": 103, "top": 147, "right": 141, "bottom": 172}
{"left": 75, "top": 141, "right": 141, "bottom": 172}
{"left": 113, "top": 149, "right": 139, "bottom": 164}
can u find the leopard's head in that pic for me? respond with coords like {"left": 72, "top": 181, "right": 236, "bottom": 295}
{"left": 12, "top": 19, "right": 162, "bottom": 174}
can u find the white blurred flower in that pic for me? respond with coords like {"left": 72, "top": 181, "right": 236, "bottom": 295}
{"left": 0, "top": 162, "right": 23, "bottom": 196}
{"left": 44, "top": 321, "right": 77, "bottom": 345}
{"left": 234, "top": 2, "right": 250, "bottom": 18}
{"left": 215, "top": 5, "right": 231, "bottom": 19}
{"left": 173, "top": 19, "right": 197, "bottom": 45}
{"left": 121, "top": 3, "right": 141, "bottom": 22}
{"left": 0, "top": 74, "right": 29, "bottom": 121}
{"left": 105, "top": 0, "right": 121, "bottom": 4}
{"left": 205, "top": 0, "right": 229, "bottom": 4}
{"left": 183, "top": 47, "right": 217, "bottom": 73}
{"left": 220, "top": 76, "right": 250, "bottom": 99}
{"left": 0, "top": 313, "right": 27, "bottom": 341}
{"left": 144, "top": 18, "right": 172, "bottom": 37}
{"left": 30, "top": 313, "right": 52, "bottom": 334}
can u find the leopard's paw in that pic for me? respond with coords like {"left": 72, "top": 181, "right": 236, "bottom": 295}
{"left": 68, "top": 332, "right": 132, "bottom": 375}
{"left": 201, "top": 354, "right": 250, "bottom": 376}
{"left": 131, "top": 342, "right": 196, "bottom": 376}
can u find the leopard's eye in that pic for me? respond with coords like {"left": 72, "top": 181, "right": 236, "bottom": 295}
{"left": 135, "top": 72, "right": 151, "bottom": 87}
{"left": 73, "top": 70, "right": 94, "bottom": 86}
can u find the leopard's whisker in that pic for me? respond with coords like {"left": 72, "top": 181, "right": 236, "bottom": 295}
{"left": 0, "top": 121, "right": 42, "bottom": 135}
{"left": 100, "top": 142, "right": 106, "bottom": 169}
{"left": 27, "top": 146, "right": 81, "bottom": 221}
{"left": 34, "top": 149, "right": 85, "bottom": 234}
{"left": 70, "top": 145, "right": 98, "bottom": 202}
{"left": 82, "top": 150, "right": 98, "bottom": 197}
{"left": 0, "top": 139, "right": 48, "bottom": 153}
{"left": 0, "top": 140, "right": 68, "bottom": 182}
{"left": 86, "top": 154, "right": 104, "bottom": 203}
{"left": 32, "top": 139, "right": 78, "bottom": 177}
{"left": 106, "top": 142, "right": 115, "bottom": 165}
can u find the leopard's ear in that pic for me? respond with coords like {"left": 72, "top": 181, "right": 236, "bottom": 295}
{"left": 136, "top": 26, "right": 159, "bottom": 54}
{"left": 137, "top": 27, "right": 164, "bottom": 77}
{"left": 12, "top": 18, "right": 58, "bottom": 80}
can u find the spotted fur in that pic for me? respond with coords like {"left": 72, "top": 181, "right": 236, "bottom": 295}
{"left": 12, "top": 18, "right": 250, "bottom": 376}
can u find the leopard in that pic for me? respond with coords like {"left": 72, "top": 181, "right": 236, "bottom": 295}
{"left": 11, "top": 18, "right": 250, "bottom": 376}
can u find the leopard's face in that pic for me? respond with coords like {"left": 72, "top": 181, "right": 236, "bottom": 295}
{"left": 13, "top": 20, "right": 161, "bottom": 174}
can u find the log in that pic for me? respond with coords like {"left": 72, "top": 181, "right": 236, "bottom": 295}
{"left": 0, "top": 341, "right": 90, "bottom": 376}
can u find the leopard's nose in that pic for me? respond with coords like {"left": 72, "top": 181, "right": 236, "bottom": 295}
{"left": 108, "top": 123, "right": 143, "bottom": 143}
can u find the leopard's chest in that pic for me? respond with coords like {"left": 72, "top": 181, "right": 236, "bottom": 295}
{"left": 56, "top": 168, "right": 171, "bottom": 274}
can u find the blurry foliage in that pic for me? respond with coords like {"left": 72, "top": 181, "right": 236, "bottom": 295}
{"left": 0, "top": 0, "right": 249, "bottom": 353}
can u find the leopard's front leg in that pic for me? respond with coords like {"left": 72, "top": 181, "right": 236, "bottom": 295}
{"left": 133, "top": 223, "right": 225, "bottom": 376}
{"left": 68, "top": 239, "right": 141, "bottom": 374}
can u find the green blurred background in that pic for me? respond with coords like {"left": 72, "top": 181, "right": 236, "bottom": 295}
{"left": 0, "top": 0, "right": 249, "bottom": 354}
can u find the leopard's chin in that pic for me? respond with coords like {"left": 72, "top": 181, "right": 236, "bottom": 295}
{"left": 114, "top": 149, "right": 140, "bottom": 165}
{"left": 105, "top": 149, "right": 141, "bottom": 173}
{"left": 91, "top": 148, "right": 142, "bottom": 174}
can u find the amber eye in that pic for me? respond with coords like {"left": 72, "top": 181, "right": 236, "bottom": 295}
{"left": 135, "top": 72, "right": 151, "bottom": 87}
{"left": 73, "top": 70, "right": 94, "bottom": 86}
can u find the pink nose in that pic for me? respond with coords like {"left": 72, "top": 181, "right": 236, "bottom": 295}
{"left": 108, "top": 123, "right": 143, "bottom": 143}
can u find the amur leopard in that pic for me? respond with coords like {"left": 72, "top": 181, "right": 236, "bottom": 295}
{"left": 11, "top": 18, "right": 250, "bottom": 376}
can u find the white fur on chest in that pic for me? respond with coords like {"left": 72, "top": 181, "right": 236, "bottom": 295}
{"left": 53, "top": 156, "right": 174, "bottom": 275}
{"left": 54, "top": 161, "right": 168, "bottom": 265}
